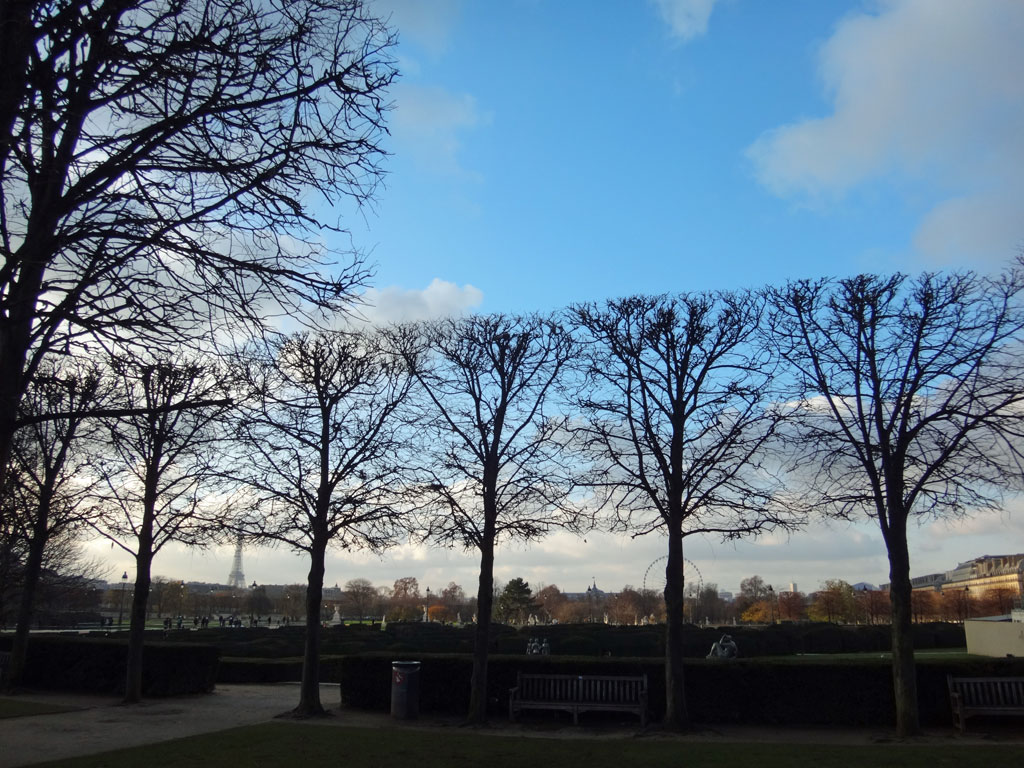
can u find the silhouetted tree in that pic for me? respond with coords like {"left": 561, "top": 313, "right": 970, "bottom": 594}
{"left": 767, "top": 266, "right": 1024, "bottom": 736}
{"left": 572, "top": 291, "right": 796, "bottom": 729}
{"left": 3, "top": 361, "right": 103, "bottom": 687}
{"left": 230, "top": 329, "right": 413, "bottom": 716}
{"left": 394, "top": 314, "right": 579, "bottom": 723}
{"left": 90, "top": 355, "right": 232, "bottom": 703}
{"left": 0, "top": 0, "right": 395, "bottom": 493}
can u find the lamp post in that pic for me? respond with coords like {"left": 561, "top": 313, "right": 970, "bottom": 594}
{"left": 964, "top": 586, "right": 971, "bottom": 622}
{"left": 767, "top": 585, "right": 775, "bottom": 625}
{"left": 117, "top": 571, "right": 128, "bottom": 628}
{"left": 425, "top": 587, "right": 432, "bottom": 622}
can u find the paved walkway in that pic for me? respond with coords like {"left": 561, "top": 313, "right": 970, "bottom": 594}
{"left": 1, "top": 684, "right": 1021, "bottom": 767}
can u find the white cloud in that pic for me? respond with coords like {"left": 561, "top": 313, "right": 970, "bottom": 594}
{"left": 371, "top": 0, "right": 461, "bottom": 56}
{"left": 747, "top": 0, "right": 1024, "bottom": 264}
{"left": 651, "top": 0, "right": 720, "bottom": 41}
{"left": 913, "top": 194, "right": 1024, "bottom": 264}
{"left": 97, "top": 499, "right": 1022, "bottom": 598}
{"left": 356, "top": 278, "right": 483, "bottom": 324}
{"left": 390, "top": 83, "right": 489, "bottom": 177}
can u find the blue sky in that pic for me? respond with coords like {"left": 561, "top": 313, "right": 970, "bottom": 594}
{"left": 96, "top": 0, "right": 1024, "bottom": 600}
{"left": 347, "top": 0, "right": 1023, "bottom": 322}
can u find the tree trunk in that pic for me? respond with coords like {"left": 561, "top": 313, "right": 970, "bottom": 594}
{"left": 0, "top": 1, "right": 35, "bottom": 170}
{"left": 885, "top": 520, "right": 919, "bottom": 737}
{"left": 6, "top": 506, "right": 48, "bottom": 690}
{"left": 295, "top": 537, "right": 327, "bottom": 717}
{"left": 663, "top": 519, "right": 689, "bottom": 729}
{"left": 123, "top": 551, "right": 152, "bottom": 704}
{"left": 0, "top": 257, "right": 45, "bottom": 495}
{"left": 468, "top": 536, "right": 495, "bottom": 724}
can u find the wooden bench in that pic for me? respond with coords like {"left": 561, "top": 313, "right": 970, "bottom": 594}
{"left": 947, "top": 675, "right": 1024, "bottom": 733}
{"left": 509, "top": 672, "right": 647, "bottom": 726}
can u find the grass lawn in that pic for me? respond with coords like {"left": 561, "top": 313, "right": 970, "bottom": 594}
{"left": 30, "top": 722, "right": 1024, "bottom": 768}
{"left": 0, "top": 698, "right": 77, "bottom": 719}
{"left": 766, "top": 649, "right": 977, "bottom": 663}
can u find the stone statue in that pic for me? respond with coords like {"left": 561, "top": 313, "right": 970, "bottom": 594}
{"left": 707, "top": 634, "right": 738, "bottom": 659}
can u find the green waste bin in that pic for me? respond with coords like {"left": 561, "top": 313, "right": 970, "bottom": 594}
{"left": 390, "top": 661, "right": 420, "bottom": 719}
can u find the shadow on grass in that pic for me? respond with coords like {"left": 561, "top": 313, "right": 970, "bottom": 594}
{"left": 0, "top": 698, "right": 78, "bottom": 719}
{"left": 28, "top": 721, "right": 1024, "bottom": 768}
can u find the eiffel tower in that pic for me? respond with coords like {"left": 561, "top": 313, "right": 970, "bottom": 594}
{"left": 226, "top": 538, "right": 246, "bottom": 589}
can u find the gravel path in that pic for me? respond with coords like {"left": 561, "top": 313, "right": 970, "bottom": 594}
{"left": 0, "top": 684, "right": 343, "bottom": 767}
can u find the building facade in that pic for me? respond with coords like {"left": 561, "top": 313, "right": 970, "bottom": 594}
{"left": 883, "top": 553, "right": 1024, "bottom": 601}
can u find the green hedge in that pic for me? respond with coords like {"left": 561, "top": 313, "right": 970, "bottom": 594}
{"left": 218, "top": 655, "right": 346, "bottom": 683}
{"left": 95, "top": 620, "right": 965, "bottom": 660}
{"left": 337, "top": 652, "right": 1024, "bottom": 727}
{"left": 512, "top": 622, "right": 963, "bottom": 658}
{"left": 0, "top": 635, "right": 219, "bottom": 696}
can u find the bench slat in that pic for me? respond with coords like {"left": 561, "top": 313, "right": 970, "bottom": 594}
{"left": 947, "top": 675, "right": 1024, "bottom": 734}
{"left": 510, "top": 672, "right": 648, "bottom": 727}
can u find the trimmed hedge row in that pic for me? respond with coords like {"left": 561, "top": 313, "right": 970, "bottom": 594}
{"left": 509, "top": 622, "right": 965, "bottom": 658}
{"left": 0, "top": 635, "right": 219, "bottom": 696}
{"left": 123, "top": 620, "right": 966, "bottom": 660}
{"left": 337, "top": 652, "right": 1024, "bottom": 727}
{"left": 217, "top": 655, "right": 346, "bottom": 683}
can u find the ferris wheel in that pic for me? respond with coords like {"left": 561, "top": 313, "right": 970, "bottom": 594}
{"left": 642, "top": 556, "right": 704, "bottom": 596}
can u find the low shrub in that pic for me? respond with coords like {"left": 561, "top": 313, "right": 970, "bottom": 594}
{"left": 337, "top": 652, "right": 1024, "bottom": 727}
{"left": 3, "top": 635, "right": 218, "bottom": 695}
{"left": 218, "top": 654, "right": 345, "bottom": 684}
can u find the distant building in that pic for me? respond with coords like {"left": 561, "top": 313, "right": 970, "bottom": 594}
{"left": 882, "top": 554, "right": 1024, "bottom": 600}
{"left": 851, "top": 582, "right": 878, "bottom": 592}
{"left": 563, "top": 580, "right": 612, "bottom": 601}
{"left": 323, "top": 584, "right": 343, "bottom": 601}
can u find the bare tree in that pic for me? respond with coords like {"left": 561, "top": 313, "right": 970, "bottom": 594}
{"left": 439, "top": 581, "right": 469, "bottom": 623}
{"left": 89, "top": 355, "right": 232, "bottom": 703}
{"left": 393, "top": 314, "right": 579, "bottom": 724}
{"left": 230, "top": 329, "right": 413, "bottom": 717}
{"left": 386, "top": 575, "right": 421, "bottom": 620}
{"left": 3, "top": 360, "right": 104, "bottom": 688}
{"left": 572, "top": 292, "right": 795, "bottom": 729}
{"left": 342, "top": 578, "right": 378, "bottom": 622}
{"left": 735, "top": 574, "right": 771, "bottom": 616}
{"left": 0, "top": 0, "right": 396, "bottom": 490}
{"left": 767, "top": 267, "right": 1024, "bottom": 736}
{"left": 807, "top": 580, "right": 857, "bottom": 624}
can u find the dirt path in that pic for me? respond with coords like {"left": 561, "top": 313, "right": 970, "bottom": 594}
{"left": 1, "top": 684, "right": 1019, "bottom": 767}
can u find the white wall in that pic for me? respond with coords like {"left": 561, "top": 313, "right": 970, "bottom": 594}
{"left": 965, "top": 620, "right": 1024, "bottom": 658}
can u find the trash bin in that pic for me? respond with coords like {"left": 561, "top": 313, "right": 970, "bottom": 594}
{"left": 390, "top": 661, "right": 421, "bottom": 719}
